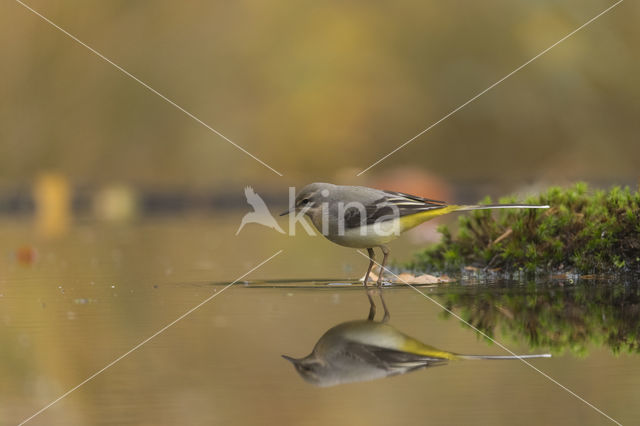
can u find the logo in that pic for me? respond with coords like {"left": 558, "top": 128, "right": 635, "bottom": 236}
{"left": 235, "top": 187, "right": 285, "bottom": 235}
{"left": 236, "top": 186, "right": 401, "bottom": 237}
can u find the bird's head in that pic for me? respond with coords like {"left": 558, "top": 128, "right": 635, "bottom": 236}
{"left": 281, "top": 353, "right": 328, "bottom": 386}
{"left": 279, "top": 183, "right": 332, "bottom": 217}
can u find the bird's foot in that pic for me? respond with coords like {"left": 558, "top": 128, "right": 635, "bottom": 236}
{"left": 376, "top": 279, "right": 392, "bottom": 287}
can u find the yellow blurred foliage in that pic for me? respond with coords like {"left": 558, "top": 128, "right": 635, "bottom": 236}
{"left": 33, "top": 172, "right": 71, "bottom": 238}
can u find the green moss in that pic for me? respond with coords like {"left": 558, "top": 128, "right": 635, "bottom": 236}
{"left": 438, "top": 282, "right": 640, "bottom": 355}
{"left": 407, "top": 183, "right": 640, "bottom": 275}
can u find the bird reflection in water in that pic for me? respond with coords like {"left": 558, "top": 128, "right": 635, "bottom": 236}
{"left": 283, "top": 289, "right": 550, "bottom": 387}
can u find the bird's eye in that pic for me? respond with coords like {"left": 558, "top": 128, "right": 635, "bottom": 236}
{"left": 300, "top": 198, "right": 310, "bottom": 205}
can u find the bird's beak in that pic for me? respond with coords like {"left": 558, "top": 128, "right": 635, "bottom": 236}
{"left": 279, "top": 206, "right": 294, "bottom": 216}
{"left": 281, "top": 355, "right": 299, "bottom": 364}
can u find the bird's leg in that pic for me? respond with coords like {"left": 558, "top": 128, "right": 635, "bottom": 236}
{"left": 377, "top": 245, "right": 390, "bottom": 287}
{"left": 379, "top": 288, "right": 390, "bottom": 323}
{"left": 367, "top": 295, "right": 376, "bottom": 321}
{"left": 364, "top": 248, "right": 376, "bottom": 320}
{"left": 364, "top": 247, "right": 376, "bottom": 287}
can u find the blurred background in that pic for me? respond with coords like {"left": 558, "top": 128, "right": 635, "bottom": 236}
{"left": 1, "top": 0, "right": 638, "bottom": 217}
{"left": 2, "top": 1, "right": 640, "bottom": 424}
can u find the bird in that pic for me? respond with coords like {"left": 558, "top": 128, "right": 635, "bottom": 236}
{"left": 236, "top": 186, "right": 284, "bottom": 235}
{"left": 280, "top": 182, "right": 549, "bottom": 287}
{"left": 282, "top": 318, "right": 551, "bottom": 387}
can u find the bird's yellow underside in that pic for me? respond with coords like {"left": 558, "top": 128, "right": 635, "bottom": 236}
{"left": 398, "top": 205, "right": 461, "bottom": 232}
{"left": 399, "top": 338, "right": 460, "bottom": 360}
{"left": 343, "top": 320, "right": 460, "bottom": 360}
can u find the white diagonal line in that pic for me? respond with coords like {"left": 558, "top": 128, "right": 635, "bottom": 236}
{"left": 15, "top": 0, "right": 283, "bottom": 177}
{"left": 357, "top": 250, "right": 622, "bottom": 425}
{"left": 357, "top": 0, "right": 624, "bottom": 176}
{"left": 18, "top": 249, "right": 284, "bottom": 426}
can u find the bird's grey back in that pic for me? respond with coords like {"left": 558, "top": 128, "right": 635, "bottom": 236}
{"left": 321, "top": 184, "right": 387, "bottom": 204}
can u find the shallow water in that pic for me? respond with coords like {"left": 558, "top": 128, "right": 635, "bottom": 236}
{"left": 1, "top": 218, "right": 639, "bottom": 425}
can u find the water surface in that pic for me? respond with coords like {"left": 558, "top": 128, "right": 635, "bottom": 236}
{"left": 1, "top": 218, "right": 638, "bottom": 425}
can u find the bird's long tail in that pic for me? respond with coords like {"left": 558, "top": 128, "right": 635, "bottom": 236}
{"left": 452, "top": 204, "right": 549, "bottom": 212}
{"left": 399, "top": 203, "right": 550, "bottom": 232}
{"left": 459, "top": 353, "right": 551, "bottom": 360}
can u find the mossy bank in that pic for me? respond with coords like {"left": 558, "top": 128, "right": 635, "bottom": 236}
{"left": 407, "top": 183, "right": 640, "bottom": 275}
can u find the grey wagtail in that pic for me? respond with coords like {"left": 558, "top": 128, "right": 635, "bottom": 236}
{"left": 280, "top": 183, "right": 549, "bottom": 286}
{"left": 283, "top": 319, "right": 551, "bottom": 387}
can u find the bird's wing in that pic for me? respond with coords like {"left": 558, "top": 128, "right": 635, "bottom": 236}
{"left": 381, "top": 189, "right": 447, "bottom": 207}
{"left": 343, "top": 190, "right": 448, "bottom": 229}
{"left": 342, "top": 342, "right": 449, "bottom": 374}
